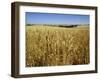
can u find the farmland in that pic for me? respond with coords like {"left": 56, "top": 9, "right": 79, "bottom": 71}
{"left": 26, "top": 25, "right": 89, "bottom": 67}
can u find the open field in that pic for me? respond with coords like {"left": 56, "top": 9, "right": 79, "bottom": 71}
{"left": 26, "top": 25, "right": 89, "bottom": 67}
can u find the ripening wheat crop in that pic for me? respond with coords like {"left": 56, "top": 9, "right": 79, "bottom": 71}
{"left": 26, "top": 25, "right": 89, "bottom": 67}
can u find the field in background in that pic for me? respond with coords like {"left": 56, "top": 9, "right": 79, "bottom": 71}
{"left": 26, "top": 25, "right": 89, "bottom": 67}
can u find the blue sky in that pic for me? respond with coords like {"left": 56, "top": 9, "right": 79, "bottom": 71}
{"left": 26, "top": 12, "right": 90, "bottom": 25}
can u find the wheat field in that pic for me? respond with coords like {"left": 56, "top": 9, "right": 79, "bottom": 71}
{"left": 26, "top": 25, "right": 89, "bottom": 67}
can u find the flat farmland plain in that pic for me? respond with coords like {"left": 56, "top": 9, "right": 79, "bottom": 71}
{"left": 26, "top": 25, "right": 89, "bottom": 67}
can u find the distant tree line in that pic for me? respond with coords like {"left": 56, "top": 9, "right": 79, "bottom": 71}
{"left": 58, "top": 25, "right": 78, "bottom": 28}
{"left": 26, "top": 24, "right": 78, "bottom": 28}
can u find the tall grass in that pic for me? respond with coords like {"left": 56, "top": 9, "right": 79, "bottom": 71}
{"left": 26, "top": 25, "right": 89, "bottom": 67}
